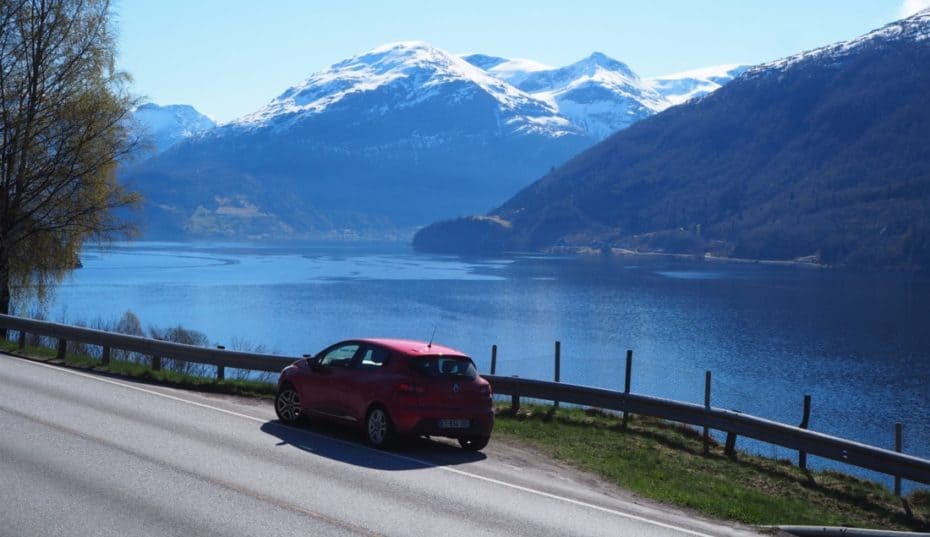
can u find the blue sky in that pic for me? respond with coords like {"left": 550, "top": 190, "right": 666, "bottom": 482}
{"left": 116, "top": 0, "right": 929, "bottom": 123}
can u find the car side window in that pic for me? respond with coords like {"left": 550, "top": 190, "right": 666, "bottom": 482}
{"left": 359, "top": 346, "right": 390, "bottom": 369}
{"left": 319, "top": 343, "right": 359, "bottom": 368}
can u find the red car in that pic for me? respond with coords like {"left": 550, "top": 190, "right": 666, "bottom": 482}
{"left": 275, "top": 338, "right": 494, "bottom": 450}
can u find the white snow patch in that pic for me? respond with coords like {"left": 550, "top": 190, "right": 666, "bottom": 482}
{"left": 751, "top": 9, "right": 930, "bottom": 75}
{"left": 900, "top": 0, "right": 930, "bottom": 18}
{"left": 232, "top": 41, "right": 562, "bottom": 132}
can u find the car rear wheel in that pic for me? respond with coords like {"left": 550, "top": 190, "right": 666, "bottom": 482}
{"left": 365, "top": 406, "right": 393, "bottom": 448}
{"left": 458, "top": 435, "right": 490, "bottom": 451}
{"left": 275, "top": 384, "right": 302, "bottom": 424}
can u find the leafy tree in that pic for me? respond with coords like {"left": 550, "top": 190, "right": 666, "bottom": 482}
{"left": 0, "top": 0, "right": 139, "bottom": 316}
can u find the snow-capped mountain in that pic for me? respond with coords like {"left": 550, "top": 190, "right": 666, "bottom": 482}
{"left": 464, "top": 52, "right": 743, "bottom": 140}
{"left": 231, "top": 41, "right": 577, "bottom": 139}
{"left": 132, "top": 103, "right": 216, "bottom": 153}
{"left": 647, "top": 65, "right": 748, "bottom": 107}
{"left": 515, "top": 53, "right": 666, "bottom": 140}
{"left": 124, "top": 42, "right": 592, "bottom": 240}
{"left": 750, "top": 6, "right": 930, "bottom": 75}
{"left": 460, "top": 54, "right": 554, "bottom": 86}
{"left": 414, "top": 9, "right": 930, "bottom": 270}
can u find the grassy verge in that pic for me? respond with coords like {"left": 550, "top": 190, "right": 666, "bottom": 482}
{"left": 0, "top": 339, "right": 276, "bottom": 398}
{"left": 494, "top": 404, "right": 929, "bottom": 531}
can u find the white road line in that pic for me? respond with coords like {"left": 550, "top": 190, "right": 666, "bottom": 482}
{"left": 9, "top": 355, "right": 722, "bottom": 537}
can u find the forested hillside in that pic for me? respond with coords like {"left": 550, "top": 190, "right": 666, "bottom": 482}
{"left": 414, "top": 11, "right": 930, "bottom": 269}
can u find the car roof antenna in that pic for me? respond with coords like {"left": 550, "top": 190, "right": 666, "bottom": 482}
{"left": 428, "top": 324, "right": 437, "bottom": 349}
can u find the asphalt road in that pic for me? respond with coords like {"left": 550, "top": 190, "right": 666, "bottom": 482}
{"left": 0, "top": 353, "right": 766, "bottom": 537}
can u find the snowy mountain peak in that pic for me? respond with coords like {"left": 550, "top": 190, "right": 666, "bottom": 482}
{"left": 225, "top": 42, "right": 743, "bottom": 144}
{"left": 576, "top": 52, "right": 636, "bottom": 78}
{"left": 516, "top": 51, "right": 641, "bottom": 95}
{"left": 462, "top": 54, "right": 553, "bottom": 86}
{"left": 231, "top": 41, "right": 575, "bottom": 138}
{"left": 463, "top": 50, "right": 743, "bottom": 140}
{"left": 648, "top": 64, "right": 748, "bottom": 107}
{"left": 753, "top": 8, "right": 930, "bottom": 74}
{"left": 132, "top": 103, "right": 216, "bottom": 153}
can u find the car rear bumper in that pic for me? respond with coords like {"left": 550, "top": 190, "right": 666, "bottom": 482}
{"left": 392, "top": 406, "right": 494, "bottom": 438}
{"left": 411, "top": 417, "right": 493, "bottom": 438}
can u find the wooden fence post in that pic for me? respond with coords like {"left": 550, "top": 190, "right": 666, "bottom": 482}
{"left": 799, "top": 395, "right": 812, "bottom": 470}
{"left": 553, "top": 341, "right": 561, "bottom": 409}
{"left": 703, "top": 370, "right": 711, "bottom": 455}
{"left": 490, "top": 345, "right": 497, "bottom": 375}
{"left": 622, "top": 350, "right": 632, "bottom": 429}
{"left": 101, "top": 346, "right": 111, "bottom": 366}
{"left": 56, "top": 338, "right": 67, "bottom": 361}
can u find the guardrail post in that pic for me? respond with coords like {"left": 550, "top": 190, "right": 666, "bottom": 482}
{"left": 56, "top": 338, "right": 67, "bottom": 361}
{"left": 490, "top": 344, "right": 497, "bottom": 375}
{"left": 18, "top": 330, "right": 26, "bottom": 349}
{"left": 895, "top": 422, "right": 903, "bottom": 496}
{"left": 622, "top": 350, "right": 632, "bottom": 429}
{"left": 724, "top": 432, "right": 737, "bottom": 459}
{"left": 799, "top": 395, "right": 811, "bottom": 470}
{"left": 152, "top": 355, "right": 161, "bottom": 371}
{"left": 623, "top": 349, "right": 633, "bottom": 429}
{"left": 511, "top": 394, "right": 520, "bottom": 413}
{"left": 553, "top": 341, "right": 561, "bottom": 409}
{"left": 101, "top": 346, "right": 111, "bottom": 366}
{"left": 703, "top": 370, "right": 711, "bottom": 455}
{"left": 216, "top": 346, "right": 225, "bottom": 380}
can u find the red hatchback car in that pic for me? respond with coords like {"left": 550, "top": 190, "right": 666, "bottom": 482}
{"left": 275, "top": 338, "right": 494, "bottom": 450}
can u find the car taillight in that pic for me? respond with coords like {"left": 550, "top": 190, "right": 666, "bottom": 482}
{"left": 397, "top": 382, "right": 426, "bottom": 395}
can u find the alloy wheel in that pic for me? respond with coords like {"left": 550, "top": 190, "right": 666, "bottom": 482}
{"left": 275, "top": 387, "right": 301, "bottom": 423}
{"left": 367, "top": 407, "right": 390, "bottom": 447}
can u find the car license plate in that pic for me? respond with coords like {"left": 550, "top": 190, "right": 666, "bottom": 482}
{"left": 438, "top": 419, "right": 470, "bottom": 429}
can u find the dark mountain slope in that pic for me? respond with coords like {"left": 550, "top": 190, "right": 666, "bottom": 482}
{"left": 414, "top": 11, "right": 930, "bottom": 269}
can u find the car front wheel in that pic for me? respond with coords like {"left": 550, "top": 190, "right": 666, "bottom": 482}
{"left": 365, "top": 406, "right": 393, "bottom": 448}
{"left": 458, "top": 435, "right": 490, "bottom": 451}
{"left": 275, "top": 384, "right": 302, "bottom": 424}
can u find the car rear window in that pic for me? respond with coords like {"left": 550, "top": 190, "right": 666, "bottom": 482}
{"left": 409, "top": 355, "right": 477, "bottom": 380}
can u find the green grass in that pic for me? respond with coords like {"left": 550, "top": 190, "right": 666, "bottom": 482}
{"left": 494, "top": 404, "right": 929, "bottom": 531}
{"left": 0, "top": 339, "right": 276, "bottom": 398}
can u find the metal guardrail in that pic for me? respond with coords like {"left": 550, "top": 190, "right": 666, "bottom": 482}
{"left": 0, "top": 313, "right": 295, "bottom": 373}
{"left": 483, "top": 375, "right": 930, "bottom": 487}
{"left": 1, "top": 313, "right": 927, "bottom": 489}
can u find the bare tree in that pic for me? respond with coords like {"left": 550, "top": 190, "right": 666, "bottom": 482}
{"left": 0, "top": 0, "right": 140, "bottom": 317}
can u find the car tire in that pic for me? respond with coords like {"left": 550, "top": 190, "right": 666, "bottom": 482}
{"left": 275, "top": 384, "right": 302, "bottom": 424}
{"left": 458, "top": 435, "right": 490, "bottom": 451}
{"left": 365, "top": 406, "right": 393, "bottom": 448}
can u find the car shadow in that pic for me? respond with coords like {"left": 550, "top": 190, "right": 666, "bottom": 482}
{"left": 260, "top": 419, "right": 487, "bottom": 471}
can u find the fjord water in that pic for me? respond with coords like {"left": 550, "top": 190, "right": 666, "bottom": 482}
{"left": 48, "top": 242, "right": 929, "bottom": 485}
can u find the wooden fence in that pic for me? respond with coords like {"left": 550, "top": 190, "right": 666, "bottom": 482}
{"left": 1, "top": 314, "right": 927, "bottom": 491}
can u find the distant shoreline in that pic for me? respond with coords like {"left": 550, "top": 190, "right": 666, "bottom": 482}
{"left": 559, "top": 246, "right": 827, "bottom": 269}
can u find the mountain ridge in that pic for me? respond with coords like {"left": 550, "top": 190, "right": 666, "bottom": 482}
{"left": 412, "top": 10, "right": 930, "bottom": 270}
{"left": 121, "top": 41, "right": 743, "bottom": 240}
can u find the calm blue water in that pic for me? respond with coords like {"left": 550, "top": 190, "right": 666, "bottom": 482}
{"left": 42, "top": 241, "right": 930, "bottom": 489}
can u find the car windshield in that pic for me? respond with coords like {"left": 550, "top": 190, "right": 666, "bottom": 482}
{"left": 409, "top": 355, "right": 477, "bottom": 380}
